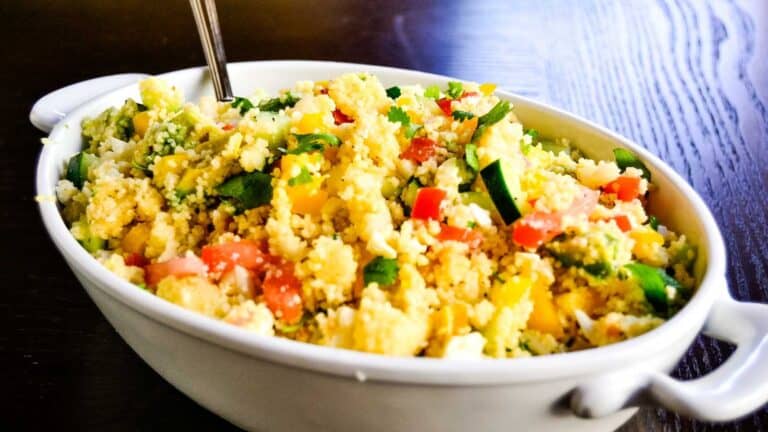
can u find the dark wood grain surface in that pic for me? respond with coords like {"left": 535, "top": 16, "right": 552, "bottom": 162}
{"left": 1, "top": 0, "right": 766, "bottom": 430}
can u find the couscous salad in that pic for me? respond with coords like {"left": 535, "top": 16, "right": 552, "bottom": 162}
{"left": 55, "top": 73, "right": 696, "bottom": 358}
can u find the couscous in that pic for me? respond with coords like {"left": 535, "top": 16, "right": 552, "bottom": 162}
{"left": 56, "top": 73, "right": 696, "bottom": 358}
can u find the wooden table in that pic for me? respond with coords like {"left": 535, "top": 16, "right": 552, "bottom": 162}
{"left": 2, "top": 0, "right": 766, "bottom": 430}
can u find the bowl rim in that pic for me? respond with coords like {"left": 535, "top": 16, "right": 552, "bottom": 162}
{"left": 35, "top": 60, "right": 728, "bottom": 385}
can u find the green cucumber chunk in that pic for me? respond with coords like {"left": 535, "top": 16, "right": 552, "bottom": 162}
{"left": 480, "top": 159, "right": 523, "bottom": 224}
{"left": 65, "top": 152, "right": 96, "bottom": 189}
{"left": 460, "top": 191, "right": 494, "bottom": 211}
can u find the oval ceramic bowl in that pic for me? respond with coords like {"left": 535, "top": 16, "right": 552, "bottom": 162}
{"left": 33, "top": 61, "right": 768, "bottom": 432}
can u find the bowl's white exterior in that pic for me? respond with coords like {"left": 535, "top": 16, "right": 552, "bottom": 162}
{"left": 36, "top": 61, "right": 734, "bottom": 431}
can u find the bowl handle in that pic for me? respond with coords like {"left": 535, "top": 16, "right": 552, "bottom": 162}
{"left": 571, "top": 294, "right": 768, "bottom": 421}
{"left": 29, "top": 73, "right": 149, "bottom": 133}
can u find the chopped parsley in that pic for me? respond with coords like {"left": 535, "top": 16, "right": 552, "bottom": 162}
{"left": 288, "top": 133, "right": 341, "bottom": 154}
{"left": 467, "top": 221, "right": 478, "bottom": 228}
{"left": 231, "top": 96, "right": 255, "bottom": 115}
{"left": 386, "top": 86, "right": 401, "bottom": 99}
{"left": 452, "top": 110, "right": 475, "bottom": 121}
{"left": 525, "top": 128, "right": 539, "bottom": 140}
{"left": 257, "top": 92, "right": 300, "bottom": 113}
{"left": 446, "top": 81, "right": 464, "bottom": 99}
{"left": 287, "top": 166, "right": 313, "bottom": 186}
{"left": 363, "top": 256, "right": 399, "bottom": 287}
{"left": 648, "top": 215, "right": 659, "bottom": 231}
{"left": 464, "top": 143, "right": 479, "bottom": 171}
{"left": 387, "top": 106, "right": 422, "bottom": 139}
{"left": 387, "top": 106, "right": 410, "bottom": 124}
{"left": 424, "top": 84, "right": 440, "bottom": 99}
{"left": 471, "top": 100, "right": 512, "bottom": 142}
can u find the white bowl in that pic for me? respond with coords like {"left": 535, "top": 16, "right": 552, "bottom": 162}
{"left": 33, "top": 61, "right": 768, "bottom": 431}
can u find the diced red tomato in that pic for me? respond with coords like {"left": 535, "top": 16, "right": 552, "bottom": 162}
{"left": 438, "top": 224, "right": 484, "bottom": 249}
{"left": 332, "top": 109, "right": 353, "bottom": 125}
{"left": 603, "top": 175, "right": 641, "bottom": 202}
{"left": 319, "top": 88, "right": 329, "bottom": 95}
{"left": 512, "top": 212, "right": 562, "bottom": 249}
{"left": 612, "top": 215, "right": 632, "bottom": 232}
{"left": 201, "top": 240, "right": 269, "bottom": 275}
{"left": 459, "top": 91, "right": 479, "bottom": 99}
{"left": 411, "top": 187, "right": 446, "bottom": 220}
{"left": 124, "top": 253, "right": 148, "bottom": 267}
{"left": 145, "top": 256, "right": 206, "bottom": 286}
{"left": 512, "top": 189, "right": 598, "bottom": 249}
{"left": 221, "top": 123, "right": 235, "bottom": 131}
{"left": 436, "top": 98, "right": 453, "bottom": 116}
{"left": 400, "top": 137, "right": 438, "bottom": 163}
{"left": 262, "top": 260, "right": 303, "bottom": 324}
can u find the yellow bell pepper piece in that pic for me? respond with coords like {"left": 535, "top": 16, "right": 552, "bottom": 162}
{"left": 527, "top": 283, "right": 563, "bottom": 338}
{"left": 432, "top": 303, "right": 469, "bottom": 340}
{"left": 630, "top": 227, "right": 665, "bottom": 261}
{"left": 479, "top": 83, "right": 497, "bottom": 96}
{"left": 491, "top": 275, "right": 531, "bottom": 309}
{"left": 122, "top": 223, "right": 151, "bottom": 255}
{"left": 287, "top": 178, "right": 327, "bottom": 216}
{"left": 396, "top": 96, "right": 413, "bottom": 107}
{"left": 132, "top": 112, "right": 151, "bottom": 138}
{"left": 296, "top": 112, "right": 326, "bottom": 134}
{"left": 177, "top": 168, "right": 203, "bottom": 194}
{"left": 153, "top": 154, "right": 188, "bottom": 187}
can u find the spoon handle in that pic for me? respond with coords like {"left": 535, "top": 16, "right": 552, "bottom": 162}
{"left": 190, "top": 0, "right": 233, "bottom": 102}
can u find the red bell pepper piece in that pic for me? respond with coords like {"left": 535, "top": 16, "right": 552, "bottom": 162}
{"left": 411, "top": 187, "right": 446, "bottom": 220}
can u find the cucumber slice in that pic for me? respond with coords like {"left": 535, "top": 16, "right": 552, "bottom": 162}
{"left": 401, "top": 178, "right": 421, "bottom": 216}
{"left": 253, "top": 112, "right": 291, "bottom": 150}
{"left": 460, "top": 191, "right": 493, "bottom": 211}
{"left": 65, "top": 151, "right": 96, "bottom": 189}
{"left": 480, "top": 159, "right": 523, "bottom": 224}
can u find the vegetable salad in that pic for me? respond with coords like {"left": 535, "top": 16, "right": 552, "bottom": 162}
{"left": 55, "top": 73, "right": 696, "bottom": 358}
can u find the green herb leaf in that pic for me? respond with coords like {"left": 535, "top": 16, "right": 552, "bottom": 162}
{"left": 136, "top": 103, "right": 149, "bottom": 112}
{"left": 387, "top": 106, "right": 421, "bottom": 138}
{"left": 387, "top": 106, "right": 411, "bottom": 125}
{"left": 288, "top": 133, "right": 341, "bottom": 154}
{"left": 613, "top": 148, "right": 651, "bottom": 180}
{"left": 525, "top": 128, "right": 539, "bottom": 140}
{"left": 363, "top": 256, "right": 399, "bottom": 287}
{"left": 471, "top": 100, "right": 512, "bottom": 142}
{"left": 465, "top": 143, "right": 479, "bottom": 171}
{"left": 231, "top": 96, "right": 255, "bottom": 115}
{"left": 257, "top": 92, "right": 300, "bottom": 113}
{"left": 424, "top": 85, "right": 440, "bottom": 100}
{"left": 624, "top": 263, "right": 681, "bottom": 315}
{"left": 447, "top": 81, "right": 464, "bottom": 99}
{"left": 467, "top": 221, "right": 478, "bottom": 228}
{"left": 287, "top": 166, "right": 313, "bottom": 186}
{"left": 386, "top": 86, "right": 401, "bottom": 99}
{"left": 452, "top": 110, "right": 475, "bottom": 121}
{"left": 648, "top": 215, "right": 659, "bottom": 231}
{"left": 217, "top": 171, "right": 274, "bottom": 210}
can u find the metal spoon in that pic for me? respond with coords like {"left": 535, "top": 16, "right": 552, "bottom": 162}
{"left": 189, "top": 0, "right": 233, "bottom": 101}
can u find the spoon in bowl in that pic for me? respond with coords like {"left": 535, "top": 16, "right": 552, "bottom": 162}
{"left": 189, "top": 0, "right": 234, "bottom": 102}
